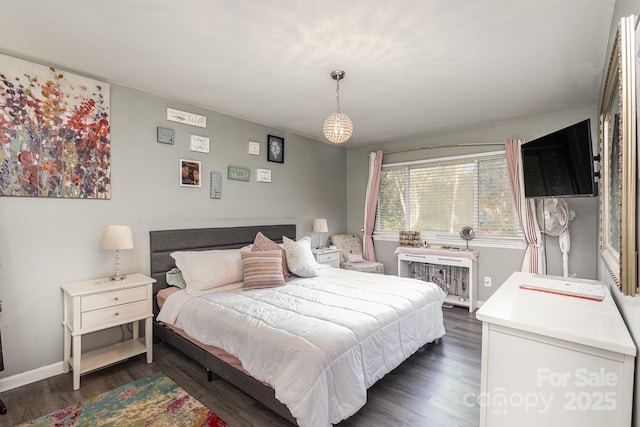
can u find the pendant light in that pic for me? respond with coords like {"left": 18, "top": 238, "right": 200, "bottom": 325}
{"left": 323, "top": 70, "right": 353, "bottom": 144}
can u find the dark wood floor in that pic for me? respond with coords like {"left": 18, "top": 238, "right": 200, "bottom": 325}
{"left": 2, "top": 306, "right": 482, "bottom": 427}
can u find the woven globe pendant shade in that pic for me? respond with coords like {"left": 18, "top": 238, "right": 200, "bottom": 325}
{"left": 323, "top": 70, "right": 353, "bottom": 144}
{"left": 323, "top": 112, "right": 353, "bottom": 144}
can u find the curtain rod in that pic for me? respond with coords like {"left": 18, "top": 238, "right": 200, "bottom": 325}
{"left": 383, "top": 142, "right": 504, "bottom": 155}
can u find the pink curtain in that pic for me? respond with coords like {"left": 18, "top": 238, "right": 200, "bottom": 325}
{"left": 505, "top": 138, "right": 545, "bottom": 274}
{"left": 363, "top": 150, "right": 383, "bottom": 261}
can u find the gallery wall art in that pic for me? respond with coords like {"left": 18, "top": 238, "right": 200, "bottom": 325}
{"left": 0, "top": 54, "right": 111, "bottom": 198}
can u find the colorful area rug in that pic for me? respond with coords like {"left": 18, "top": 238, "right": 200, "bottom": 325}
{"left": 19, "top": 371, "right": 228, "bottom": 427}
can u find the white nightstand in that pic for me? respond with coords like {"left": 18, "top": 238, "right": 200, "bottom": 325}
{"left": 312, "top": 248, "right": 341, "bottom": 268}
{"left": 61, "top": 273, "right": 156, "bottom": 390}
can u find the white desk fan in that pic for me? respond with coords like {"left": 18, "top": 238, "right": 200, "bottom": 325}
{"left": 536, "top": 198, "right": 575, "bottom": 277}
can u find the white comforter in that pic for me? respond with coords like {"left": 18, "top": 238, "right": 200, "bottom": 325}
{"left": 157, "top": 268, "right": 445, "bottom": 426}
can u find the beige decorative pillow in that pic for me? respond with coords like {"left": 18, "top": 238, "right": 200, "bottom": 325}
{"left": 252, "top": 232, "right": 290, "bottom": 280}
{"left": 344, "top": 253, "right": 365, "bottom": 263}
{"left": 241, "top": 250, "right": 285, "bottom": 290}
{"left": 283, "top": 236, "right": 319, "bottom": 277}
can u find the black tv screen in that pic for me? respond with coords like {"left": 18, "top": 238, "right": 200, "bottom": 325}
{"left": 521, "top": 119, "right": 597, "bottom": 198}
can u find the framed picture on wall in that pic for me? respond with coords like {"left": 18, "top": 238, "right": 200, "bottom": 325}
{"left": 599, "top": 15, "right": 637, "bottom": 296}
{"left": 0, "top": 53, "right": 111, "bottom": 199}
{"left": 210, "top": 171, "right": 222, "bottom": 198}
{"left": 248, "top": 141, "right": 260, "bottom": 156}
{"left": 179, "top": 159, "right": 201, "bottom": 187}
{"left": 267, "top": 135, "right": 284, "bottom": 163}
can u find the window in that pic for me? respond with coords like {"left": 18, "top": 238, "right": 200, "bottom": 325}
{"left": 376, "top": 151, "right": 521, "bottom": 242}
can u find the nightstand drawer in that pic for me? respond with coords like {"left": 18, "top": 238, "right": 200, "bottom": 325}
{"left": 318, "top": 252, "right": 340, "bottom": 263}
{"left": 81, "top": 286, "right": 147, "bottom": 312}
{"left": 82, "top": 300, "right": 148, "bottom": 329}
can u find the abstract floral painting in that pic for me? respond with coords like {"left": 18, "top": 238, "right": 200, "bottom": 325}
{"left": 0, "top": 54, "right": 110, "bottom": 198}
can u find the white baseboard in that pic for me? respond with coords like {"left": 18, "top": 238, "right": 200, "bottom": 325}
{"left": 0, "top": 362, "right": 64, "bottom": 393}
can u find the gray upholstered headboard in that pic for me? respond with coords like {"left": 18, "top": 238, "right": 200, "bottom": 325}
{"left": 149, "top": 224, "right": 296, "bottom": 311}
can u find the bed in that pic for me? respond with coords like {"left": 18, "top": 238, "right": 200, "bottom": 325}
{"left": 150, "top": 224, "right": 445, "bottom": 426}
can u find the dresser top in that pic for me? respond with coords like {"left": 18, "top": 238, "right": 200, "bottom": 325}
{"left": 394, "top": 246, "right": 479, "bottom": 260}
{"left": 61, "top": 273, "right": 155, "bottom": 296}
{"left": 476, "top": 271, "right": 636, "bottom": 356}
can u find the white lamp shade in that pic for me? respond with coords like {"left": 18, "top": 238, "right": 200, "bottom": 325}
{"left": 101, "top": 225, "right": 134, "bottom": 250}
{"left": 313, "top": 218, "right": 328, "bottom": 233}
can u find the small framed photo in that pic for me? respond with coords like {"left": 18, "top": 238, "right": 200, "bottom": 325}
{"left": 267, "top": 135, "right": 284, "bottom": 163}
{"left": 179, "top": 159, "right": 201, "bottom": 187}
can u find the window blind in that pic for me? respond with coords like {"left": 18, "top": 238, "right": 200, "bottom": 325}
{"left": 376, "top": 153, "right": 519, "bottom": 237}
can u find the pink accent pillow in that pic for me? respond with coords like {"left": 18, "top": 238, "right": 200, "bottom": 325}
{"left": 252, "top": 232, "right": 290, "bottom": 280}
{"left": 241, "top": 250, "right": 285, "bottom": 290}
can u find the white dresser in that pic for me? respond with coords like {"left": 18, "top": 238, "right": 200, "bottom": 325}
{"left": 476, "top": 271, "right": 635, "bottom": 427}
{"left": 61, "top": 273, "right": 155, "bottom": 390}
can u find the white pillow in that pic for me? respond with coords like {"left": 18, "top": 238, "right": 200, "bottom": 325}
{"left": 171, "top": 249, "right": 243, "bottom": 292}
{"left": 283, "top": 236, "right": 320, "bottom": 277}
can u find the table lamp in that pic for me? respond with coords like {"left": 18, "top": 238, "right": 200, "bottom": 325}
{"left": 313, "top": 218, "right": 328, "bottom": 249}
{"left": 101, "top": 225, "right": 134, "bottom": 281}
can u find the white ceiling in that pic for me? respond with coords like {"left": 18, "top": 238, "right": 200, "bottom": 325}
{"left": 0, "top": 0, "right": 615, "bottom": 146}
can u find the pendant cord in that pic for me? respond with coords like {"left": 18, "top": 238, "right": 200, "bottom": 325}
{"left": 336, "top": 78, "right": 341, "bottom": 113}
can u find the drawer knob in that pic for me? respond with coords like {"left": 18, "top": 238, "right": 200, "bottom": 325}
{"left": 114, "top": 312, "right": 119, "bottom": 316}
{"left": 114, "top": 297, "right": 119, "bottom": 301}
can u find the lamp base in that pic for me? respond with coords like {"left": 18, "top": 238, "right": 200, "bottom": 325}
{"left": 110, "top": 250, "right": 126, "bottom": 281}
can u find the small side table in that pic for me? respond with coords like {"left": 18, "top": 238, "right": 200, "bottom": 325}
{"left": 312, "top": 248, "right": 341, "bottom": 268}
{"left": 61, "top": 273, "right": 156, "bottom": 390}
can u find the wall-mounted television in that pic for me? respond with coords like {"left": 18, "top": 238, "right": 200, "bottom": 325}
{"left": 521, "top": 119, "right": 597, "bottom": 198}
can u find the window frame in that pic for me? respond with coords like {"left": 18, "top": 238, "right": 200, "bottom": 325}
{"left": 374, "top": 150, "right": 525, "bottom": 249}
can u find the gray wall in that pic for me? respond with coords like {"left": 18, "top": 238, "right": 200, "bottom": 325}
{"left": 598, "top": 1, "right": 640, "bottom": 426}
{"left": 346, "top": 105, "right": 599, "bottom": 301}
{"left": 0, "top": 78, "right": 347, "bottom": 378}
